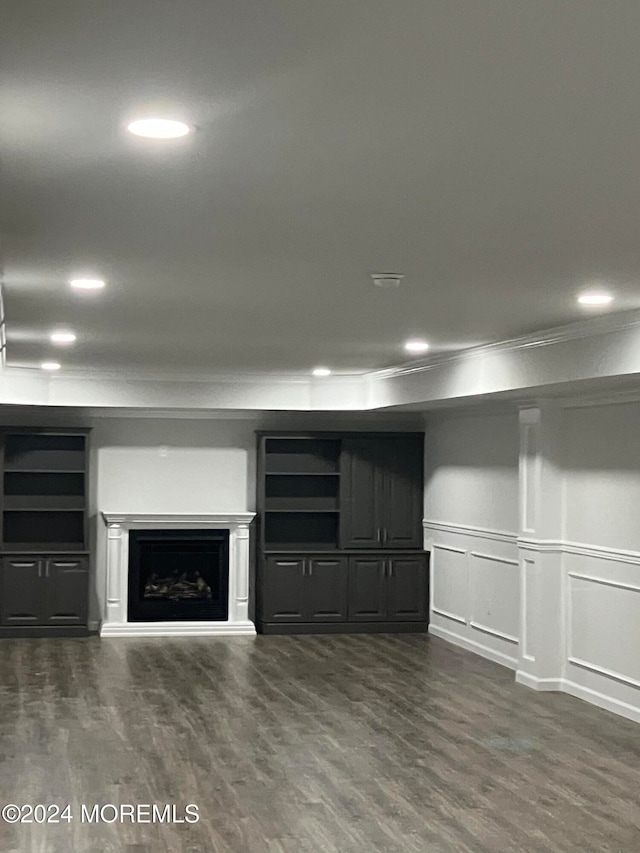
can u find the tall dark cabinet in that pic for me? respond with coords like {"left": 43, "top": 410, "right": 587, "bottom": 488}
{"left": 256, "top": 432, "right": 428, "bottom": 634}
{"left": 0, "top": 429, "right": 91, "bottom": 637}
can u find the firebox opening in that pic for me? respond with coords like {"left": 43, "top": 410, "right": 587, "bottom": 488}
{"left": 128, "top": 529, "right": 229, "bottom": 622}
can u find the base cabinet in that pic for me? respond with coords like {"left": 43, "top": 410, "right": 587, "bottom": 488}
{"left": 259, "top": 552, "right": 428, "bottom": 633}
{"left": 0, "top": 555, "right": 89, "bottom": 634}
{"left": 263, "top": 556, "right": 348, "bottom": 623}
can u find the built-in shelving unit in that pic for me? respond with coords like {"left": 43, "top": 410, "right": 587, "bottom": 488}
{"left": 2, "top": 433, "right": 88, "bottom": 552}
{"left": 262, "top": 438, "right": 341, "bottom": 552}
{"left": 256, "top": 431, "right": 428, "bottom": 635}
{"left": 0, "top": 429, "right": 90, "bottom": 636}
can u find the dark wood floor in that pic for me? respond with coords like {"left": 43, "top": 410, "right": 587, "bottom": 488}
{"left": 0, "top": 634, "right": 639, "bottom": 852}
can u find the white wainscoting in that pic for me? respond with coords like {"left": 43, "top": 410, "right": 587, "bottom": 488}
{"left": 563, "top": 547, "right": 640, "bottom": 723}
{"left": 424, "top": 521, "right": 520, "bottom": 669}
{"left": 425, "top": 520, "right": 640, "bottom": 725}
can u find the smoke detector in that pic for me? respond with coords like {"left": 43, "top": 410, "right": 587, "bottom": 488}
{"left": 370, "top": 272, "right": 405, "bottom": 289}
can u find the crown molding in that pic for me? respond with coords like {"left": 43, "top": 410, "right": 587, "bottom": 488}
{"left": 366, "top": 309, "right": 640, "bottom": 381}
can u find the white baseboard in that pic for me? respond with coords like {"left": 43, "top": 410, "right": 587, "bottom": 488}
{"left": 429, "top": 623, "right": 518, "bottom": 670}
{"left": 100, "top": 620, "right": 257, "bottom": 638}
{"left": 515, "top": 671, "right": 563, "bottom": 691}
{"left": 435, "top": 628, "right": 640, "bottom": 724}
{"left": 562, "top": 679, "right": 640, "bottom": 725}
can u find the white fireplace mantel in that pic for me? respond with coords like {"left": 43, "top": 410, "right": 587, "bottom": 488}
{"left": 100, "top": 512, "right": 256, "bottom": 637}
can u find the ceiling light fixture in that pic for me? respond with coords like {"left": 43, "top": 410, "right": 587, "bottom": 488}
{"left": 41, "top": 361, "right": 61, "bottom": 371}
{"left": 312, "top": 367, "right": 332, "bottom": 377}
{"left": 127, "top": 118, "right": 191, "bottom": 139}
{"left": 69, "top": 278, "right": 105, "bottom": 290}
{"left": 404, "top": 339, "right": 430, "bottom": 354}
{"left": 50, "top": 331, "right": 76, "bottom": 345}
{"left": 371, "top": 273, "right": 405, "bottom": 289}
{"left": 577, "top": 290, "right": 613, "bottom": 306}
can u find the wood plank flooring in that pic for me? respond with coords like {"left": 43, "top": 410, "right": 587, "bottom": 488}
{"left": 0, "top": 634, "right": 639, "bottom": 852}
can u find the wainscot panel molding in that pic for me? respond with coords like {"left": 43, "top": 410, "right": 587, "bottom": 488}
{"left": 424, "top": 518, "right": 640, "bottom": 724}
{"left": 423, "top": 520, "right": 517, "bottom": 544}
{"left": 424, "top": 519, "right": 520, "bottom": 669}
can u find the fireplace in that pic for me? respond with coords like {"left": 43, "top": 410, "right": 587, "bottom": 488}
{"left": 128, "top": 529, "right": 229, "bottom": 622}
{"left": 101, "top": 512, "right": 255, "bottom": 637}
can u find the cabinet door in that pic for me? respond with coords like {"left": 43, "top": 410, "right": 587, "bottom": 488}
{"left": 0, "top": 557, "right": 44, "bottom": 626}
{"left": 340, "top": 439, "right": 384, "bottom": 548}
{"left": 262, "top": 556, "right": 306, "bottom": 622}
{"left": 380, "top": 437, "right": 423, "bottom": 549}
{"left": 348, "top": 557, "right": 387, "bottom": 621}
{"left": 43, "top": 557, "right": 89, "bottom": 625}
{"left": 305, "top": 557, "right": 348, "bottom": 621}
{"left": 387, "top": 556, "right": 428, "bottom": 621}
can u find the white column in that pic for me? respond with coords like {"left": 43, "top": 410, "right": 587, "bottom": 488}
{"left": 105, "top": 523, "right": 125, "bottom": 625}
{"left": 516, "top": 405, "right": 565, "bottom": 690}
{"left": 231, "top": 523, "right": 251, "bottom": 625}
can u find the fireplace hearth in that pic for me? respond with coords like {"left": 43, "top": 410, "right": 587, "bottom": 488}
{"left": 128, "top": 529, "right": 229, "bottom": 622}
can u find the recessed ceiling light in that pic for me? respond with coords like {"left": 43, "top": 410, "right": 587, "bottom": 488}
{"left": 69, "top": 278, "right": 105, "bottom": 290}
{"left": 127, "top": 118, "right": 191, "bottom": 139}
{"left": 371, "top": 273, "right": 405, "bottom": 289}
{"left": 50, "top": 331, "right": 76, "bottom": 345}
{"left": 577, "top": 290, "right": 613, "bottom": 306}
{"left": 404, "top": 339, "right": 430, "bottom": 354}
{"left": 41, "top": 361, "right": 61, "bottom": 371}
{"left": 312, "top": 367, "right": 332, "bottom": 377}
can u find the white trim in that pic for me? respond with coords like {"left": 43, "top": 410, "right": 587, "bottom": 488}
{"left": 561, "top": 679, "right": 640, "bottom": 726}
{"left": 562, "top": 544, "right": 640, "bottom": 565}
{"left": 423, "top": 520, "right": 517, "bottom": 544}
{"left": 428, "top": 624, "right": 518, "bottom": 670}
{"left": 567, "top": 572, "right": 640, "bottom": 594}
{"left": 518, "top": 537, "right": 640, "bottom": 564}
{"left": 470, "top": 621, "right": 518, "bottom": 645}
{"left": 469, "top": 551, "right": 519, "bottom": 566}
{"left": 100, "top": 621, "right": 256, "bottom": 637}
{"left": 520, "top": 556, "right": 536, "bottom": 663}
{"left": 515, "top": 672, "right": 563, "bottom": 691}
{"left": 515, "top": 673, "right": 640, "bottom": 724}
{"left": 567, "top": 657, "right": 640, "bottom": 691}
{"left": 102, "top": 512, "right": 255, "bottom": 526}
{"left": 368, "top": 308, "right": 640, "bottom": 380}
{"left": 432, "top": 542, "right": 467, "bottom": 554}
{"left": 424, "top": 522, "right": 640, "bottom": 565}
{"left": 432, "top": 607, "right": 467, "bottom": 625}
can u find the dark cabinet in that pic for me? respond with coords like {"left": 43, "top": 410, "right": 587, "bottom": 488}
{"left": 262, "top": 557, "right": 306, "bottom": 622}
{"left": 306, "top": 557, "right": 348, "bottom": 621}
{"left": 386, "top": 556, "right": 428, "bottom": 621}
{"left": 348, "top": 557, "right": 387, "bottom": 621}
{"left": 1, "top": 557, "right": 42, "bottom": 626}
{"left": 0, "top": 555, "right": 88, "bottom": 629}
{"left": 263, "top": 555, "right": 347, "bottom": 623}
{"left": 341, "top": 436, "right": 423, "bottom": 550}
{"left": 348, "top": 554, "right": 428, "bottom": 623}
{"left": 257, "top": 431, "right": 427, "bottom": 634}
{"left": 44, "top": 558, "right": 89, "bottom": 625}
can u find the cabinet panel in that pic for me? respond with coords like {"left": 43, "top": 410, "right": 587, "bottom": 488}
{"left": 348, "top": 557, "right": 387, "bottom": 621}
{"left": 262, "top": 557, "right": 306, "bottom": 622}
{"left": 1, "top": 558, "right": 43, "bottom": 625}
{"left": 387, "top": 556, "right": 428, "bottom": 621}
{"left": 306, "top": 557, "right": 347, "bottom": 621}
{"left": 380, "top": 437, "right": 423, "bottom": 549}
{"left": 44, "top": 558, "right": 89, "bottom": 625}
{"left": 340, "top": 440, "right": 383, "bottom": 548}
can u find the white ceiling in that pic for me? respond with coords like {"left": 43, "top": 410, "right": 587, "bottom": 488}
{"left": 2, "top": 0, "right": 640, "bottom": 377}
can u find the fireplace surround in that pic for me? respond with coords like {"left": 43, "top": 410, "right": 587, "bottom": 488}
{"left": 100, "top": 513, "right": 256, "bottom": 636}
